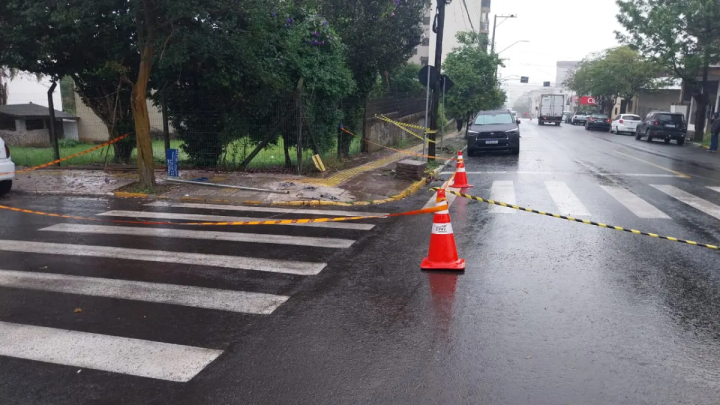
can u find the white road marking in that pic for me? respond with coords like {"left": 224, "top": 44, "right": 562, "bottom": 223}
{"left": 0, "top": 321, "right": 221, "bottom": 382}
{"left": 544, "top": 181, "right": 591, "bottom": 216}
{"left": 652, "top": 185, "right": 720, "bottom": 221}
{"left": 98, "top": 211, "right": 374, "bottom": 231}
{"left": 145, "top": 202, "right": 388, "bottom": 218}
{"left": 0, "top": 269, "right": 288, "bottom": 314}
{"left": 41, "top": 224, "right": 355, "bottom": 249}
{"left": 599, "top": 186, "right": 671, "bottom": 219}
{"left": 0, "top": 240, "right": 326, "bottom": 275}
{"left": 708, "top": 187, "right": 720, "bottom": 194}
{"left": 489, "top": 181, "right": 517, "bottom": 214}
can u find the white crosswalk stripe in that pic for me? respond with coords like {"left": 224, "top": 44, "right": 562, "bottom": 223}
{"left": 0, "top": 269, "right": 288, "bottom": 314}
{"left": 0, "top": 240, "right": 326, "bottom": 275}
{"left": 544, "top": 181, "right": 591, "bottom": 216}
{"left": 1, "top": 201, "right": 368, "bottom": 381}
{"left": 599, "top": 186, "right": 671, "bottom": 219}
{"left": 41, "top": 224, "right": 355, "bottom": 249}
{"left": 489, "top": 181, "right": 517, "bottom": 214}
{"left": 652, "top": 185, "right": 720, "bottom": 221}
{"left": 98, "top": 210, "right": 375, "bottom": 230}
{"left": 0, "top": 321, "right": 222, "bottom": 382}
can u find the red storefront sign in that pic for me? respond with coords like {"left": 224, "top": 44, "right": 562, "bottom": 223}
{"left": 579, "top": 96, "right": 598, "bottom": 105}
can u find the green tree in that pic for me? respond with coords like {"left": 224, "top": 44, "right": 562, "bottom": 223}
{"left": 616, "top": 0, "right": 720, "bottom": 135}
{"left": 566, "top": 47, "right": 661, "bottom": 115}
{"left": 443, "top": 31, "right": 506, "bottom": 125}
{"left": 154, "top": 4, "right": 354, "bottom": 167}
{"left": 0, "top": 0, "right": 252, "bottom": 189}
{"left": 315, "top": 0, "right": 429, "bottom": 157}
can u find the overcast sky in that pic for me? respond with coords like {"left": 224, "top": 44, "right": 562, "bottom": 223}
{"left": 440, "top": 0, "right": 626, "bottom": 105}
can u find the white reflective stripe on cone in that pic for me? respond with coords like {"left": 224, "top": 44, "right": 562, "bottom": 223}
{"left": 431, "top": 223, "right": 454, "bottom": 234}
{"left": 457, "top": 167, "right": 466, "bottom": 173}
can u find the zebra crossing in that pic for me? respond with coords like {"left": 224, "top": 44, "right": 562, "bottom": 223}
{"left": 440, "top": 180, "right": 720, "bottom": 222}
{"left": 0, "top": 203, "right": 385, "bottom": 382}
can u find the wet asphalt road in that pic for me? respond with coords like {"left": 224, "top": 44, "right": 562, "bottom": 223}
{"left": 1, "top": 119, "right": 720, "bottom": 404}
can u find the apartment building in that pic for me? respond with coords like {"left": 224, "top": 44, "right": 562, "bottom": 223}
{"left": 409, "top": 7, "right": 434, "bottom": 66}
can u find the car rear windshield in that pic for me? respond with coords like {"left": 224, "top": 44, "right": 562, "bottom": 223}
{"left": 656, "top": 114, "right": 684, "bottom": 124}
{"left": 622, "top": 115, "right": 641, "bottom": 120}
{"left": 592, "top": 114, "right": 608, "bottom": 118}
{"left": 475, "top": 113, "right": 513, "bottom": 125}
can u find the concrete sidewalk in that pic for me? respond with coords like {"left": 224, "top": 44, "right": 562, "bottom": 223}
{"left": 9, "top": 132, "right": 466, "bottom": 206}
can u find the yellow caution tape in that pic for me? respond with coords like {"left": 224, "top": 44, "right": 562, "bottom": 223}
{"left": 340, "top": 127, "right": 454, "bottom": 161}
{"left": 376, "top": 115, "right": 438, "bottom": 143}
{"left": 378, "top": 115, "right": 437, "bottom": 134}
{"left": 0, "top": 203, "right": 444, "bottom": 226}
{"left": 432, "top": 188, "right": 720, "bottom": 251}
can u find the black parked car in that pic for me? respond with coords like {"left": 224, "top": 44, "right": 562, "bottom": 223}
{"left": 466, "top": 110, "right": 521, "bottom": 156}
{"left": 635, "top": 111, "right": 687, "bottom": 145}
{"left": 585, "top": 114, "right": 611, "bottom": 131}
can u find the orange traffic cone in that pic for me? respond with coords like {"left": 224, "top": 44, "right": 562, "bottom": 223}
{"left": 421, "top": 189, "right": 466, "bottom": 271}
{"left": 450, "top": 150, "right": 473, "bottom": 188}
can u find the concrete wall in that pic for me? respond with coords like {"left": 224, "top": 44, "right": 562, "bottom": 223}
{"left": 74, "top": 91, "right": 171, "bottom": 143}
{"left": 635, "top": 90, "right": 681, "bottom": 120}
{"left": 365, "top": 112, "right": 427, "bottom": 153}
{"left": 0, "top": 118, "right": 52, "bottom": 147}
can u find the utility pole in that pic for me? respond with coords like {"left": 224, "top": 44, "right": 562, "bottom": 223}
{"left": 490, "top": 14, "right": 498, "bottom": 55}
{"left": 428, "top": 0, "right": 446, "bottom": 158}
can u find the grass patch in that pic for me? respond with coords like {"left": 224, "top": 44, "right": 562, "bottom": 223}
{"left": 10, "top": 135, "right": 365, "bottom": 172}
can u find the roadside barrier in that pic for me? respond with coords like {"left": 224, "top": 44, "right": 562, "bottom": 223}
{"left": 340, "top": 125, "right": 454, "bottom": 161}
{"left": 421, "top": 188, "right": 465, "bottom": 271}
{"left": 449, "top": 150, "right": 472, "bottom": 188}
{"left": 0, "top": 133, "right": 130, "bottom": 176}
{"left": 0, "top": 203, "right": 444, "bottom": 227}
{"left": 432, "top": 187, "right": 720, "bottom": 251}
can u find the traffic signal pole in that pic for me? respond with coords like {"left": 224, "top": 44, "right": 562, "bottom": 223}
{"left": 428, "top": 0, "right": 446, "bottom": 158}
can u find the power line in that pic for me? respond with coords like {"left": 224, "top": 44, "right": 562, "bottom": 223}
{"left": 461, "top": 0, "right": 475, "bottom": 31}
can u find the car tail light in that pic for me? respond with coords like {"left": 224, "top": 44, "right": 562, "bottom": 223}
{"left": 606, "top": 119, "right": 611, "bottom": 123}
{"left": 3, "top": 144, "right": 8, "bottom": 158}
{"left": 619, "top": 119, "right": 624, "bottom": 124}
{"left": 589, "top": 118, "right": 594, "bottom": 121}
{"left": 654, "top": 121, "right": 659, "bottom": 125}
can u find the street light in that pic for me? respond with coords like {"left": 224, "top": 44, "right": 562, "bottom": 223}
{"left": 490, "top": 14, "right": 517, "bottom": 55}
{"left": 497, "top": 40, "right": 529, "bottom": 54}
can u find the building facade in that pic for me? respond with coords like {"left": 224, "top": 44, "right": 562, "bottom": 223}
{"left": 409, "top": 7, "right": 434, "bottom": 66}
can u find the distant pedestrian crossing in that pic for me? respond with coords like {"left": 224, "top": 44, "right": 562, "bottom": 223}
{"left": 0, "top": 202, "right": 383, "bottom": 382}
{"left": 433, "top": 180, "right": 720, "bottom": 222}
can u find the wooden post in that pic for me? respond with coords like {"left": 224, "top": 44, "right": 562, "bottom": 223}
{"left": 47, "top": 81, "right": 61, "bottom": 165}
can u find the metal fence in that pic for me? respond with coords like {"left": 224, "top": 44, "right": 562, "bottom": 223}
{"left": 4, "top": 89, "right": 428, "bottom": 172}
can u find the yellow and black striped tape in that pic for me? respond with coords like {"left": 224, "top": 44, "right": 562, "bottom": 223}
{"left": 377, "top": 115, "right": 437, "bottom": 134}
{"left": 431, "top": 187, "right": 720, "bottom": 251}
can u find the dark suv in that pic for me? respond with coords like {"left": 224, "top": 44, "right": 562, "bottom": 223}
{"left": 466, "top": 110, "right": 521, "bottom": 156}
{"left": 635, "top": 111, "right": 687, "bottom": 145}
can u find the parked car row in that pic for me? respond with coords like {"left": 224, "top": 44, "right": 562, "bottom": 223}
{"left": 564, "top": 110, "right": 688, "bottom": 146}
{"left": 0, "top": 135, "right": 15, "bottom": 197}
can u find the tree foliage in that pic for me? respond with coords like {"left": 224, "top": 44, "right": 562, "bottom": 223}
{"left": 565, "top": 46, "right": 661, "bottom": 114}
{"left": 314, "top": 0, "right": 429, "bottom": 156}
{"left": 443, "top": 31, "right": 505, "bottom": 122}
{"left": 616, "top": 0, "right": 720, "bottom": 133}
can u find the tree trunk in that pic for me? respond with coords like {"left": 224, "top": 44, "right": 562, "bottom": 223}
{"left": 283, "top": 131, "right": 292, "bottom": 168}
{"left": 694, "top": 60, "right": 711, "bottom": 138}
{"left": 130, "top": 42, "right": 156, "bottom": 189}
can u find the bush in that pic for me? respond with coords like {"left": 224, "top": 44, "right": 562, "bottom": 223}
{"left": 58, "top": 139, "right": 81, "bottom": 148}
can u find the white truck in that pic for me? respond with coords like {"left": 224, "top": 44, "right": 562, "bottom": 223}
{"left": 536, "top": 94, "right": 565, "bottom": 126}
